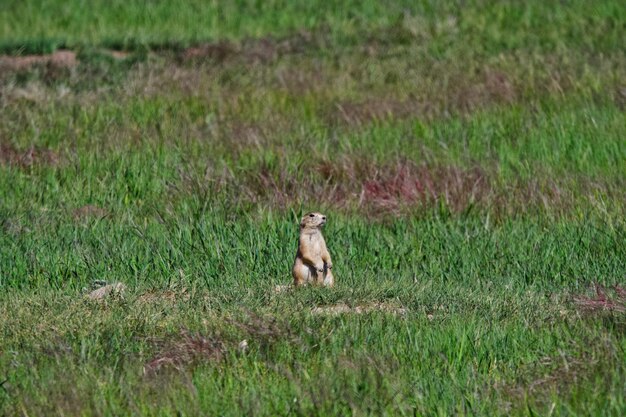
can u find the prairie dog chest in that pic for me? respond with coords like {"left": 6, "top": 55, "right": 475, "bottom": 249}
{"left": 301, "top": 231, "right": 325, "bottom": 255}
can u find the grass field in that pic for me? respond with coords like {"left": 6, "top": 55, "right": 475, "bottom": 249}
{"left": 1, "top": 1, "right": 625, "bottom": 416}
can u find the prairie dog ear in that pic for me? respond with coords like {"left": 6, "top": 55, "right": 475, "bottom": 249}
{"left": 300, "top": 212, "right": 316, "bottom": 228}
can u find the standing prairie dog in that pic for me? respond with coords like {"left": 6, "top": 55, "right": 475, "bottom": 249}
{"left": 292, "top": 212, "right": 334, "bottom": 287}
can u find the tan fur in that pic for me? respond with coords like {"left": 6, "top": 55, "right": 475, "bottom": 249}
{"left": 292, "top": 212, "right": 334, "bottom": 287}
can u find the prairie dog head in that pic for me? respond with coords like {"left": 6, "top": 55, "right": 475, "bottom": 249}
{"left": 300, "top": 212, "right": 327, "bottom": 230}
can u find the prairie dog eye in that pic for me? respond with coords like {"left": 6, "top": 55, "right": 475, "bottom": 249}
{"left": 309, "top": 214, "right": 315, "bottom": 217}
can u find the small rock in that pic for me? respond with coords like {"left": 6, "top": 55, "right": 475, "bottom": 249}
{"left": 86, "top": 282, "right": 126, "bottom": 300}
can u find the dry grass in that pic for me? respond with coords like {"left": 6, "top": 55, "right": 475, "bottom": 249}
{"left": 0, "top": 143, "right": 61, "bottom": 168}
{"left": 72, "top": 205, "right": 110, "bottom": 220}
{"left": 224, "top": 157, "right": 617, "bottom": 217}
{"left": 494, "top": 337, "right": 623, "bottom": 414}
{"left": 0, "top": 50, "right": 77, "bottom": 70}
{"left": 310, "top": 302, "right": 408, "bottom": 316}
{"left": 179, "top": 31, "right": 315, "bottom": 65}
{"left": 144, "top": 330, "right": 227, "bottom": 375}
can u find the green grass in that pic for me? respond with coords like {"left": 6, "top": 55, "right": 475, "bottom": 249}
{"left": 1, "top": 0, "right": 624, "bottom": 53}
{"left": 1, "top": 1, "right": 625, "bottom": 416}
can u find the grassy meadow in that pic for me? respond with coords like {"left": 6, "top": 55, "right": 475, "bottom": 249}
{"left": 1, "top": 1, "right": 625, "bottom": 415}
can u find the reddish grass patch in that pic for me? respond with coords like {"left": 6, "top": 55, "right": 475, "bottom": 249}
{"left": 573, "top": 284, "right": 626, "bottom": 314}
{"left": 144, "top": 331, "right": 227, "bottom": 374}
{"left": 233, "top": 157, "right": 491, "bottom": 213}
{"left": 0, "top": 144, "right": 61, "bottom": 168}
{"left": 361, "top": 162, "right": 490, "bottom": 213}
{"left": 174, "top": 152, "right": 621, "bottom": 217}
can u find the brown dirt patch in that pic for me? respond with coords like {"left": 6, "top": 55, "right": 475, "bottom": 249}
{"left": 0, "top": 50, "right": 77, "bottom": 71}
{"left": 0, "top": 144, "right": 61, "bottom": 168}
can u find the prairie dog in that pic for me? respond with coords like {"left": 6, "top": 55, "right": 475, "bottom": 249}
{"left": 292, "top": 212, "right": 334, "bottom": 287}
